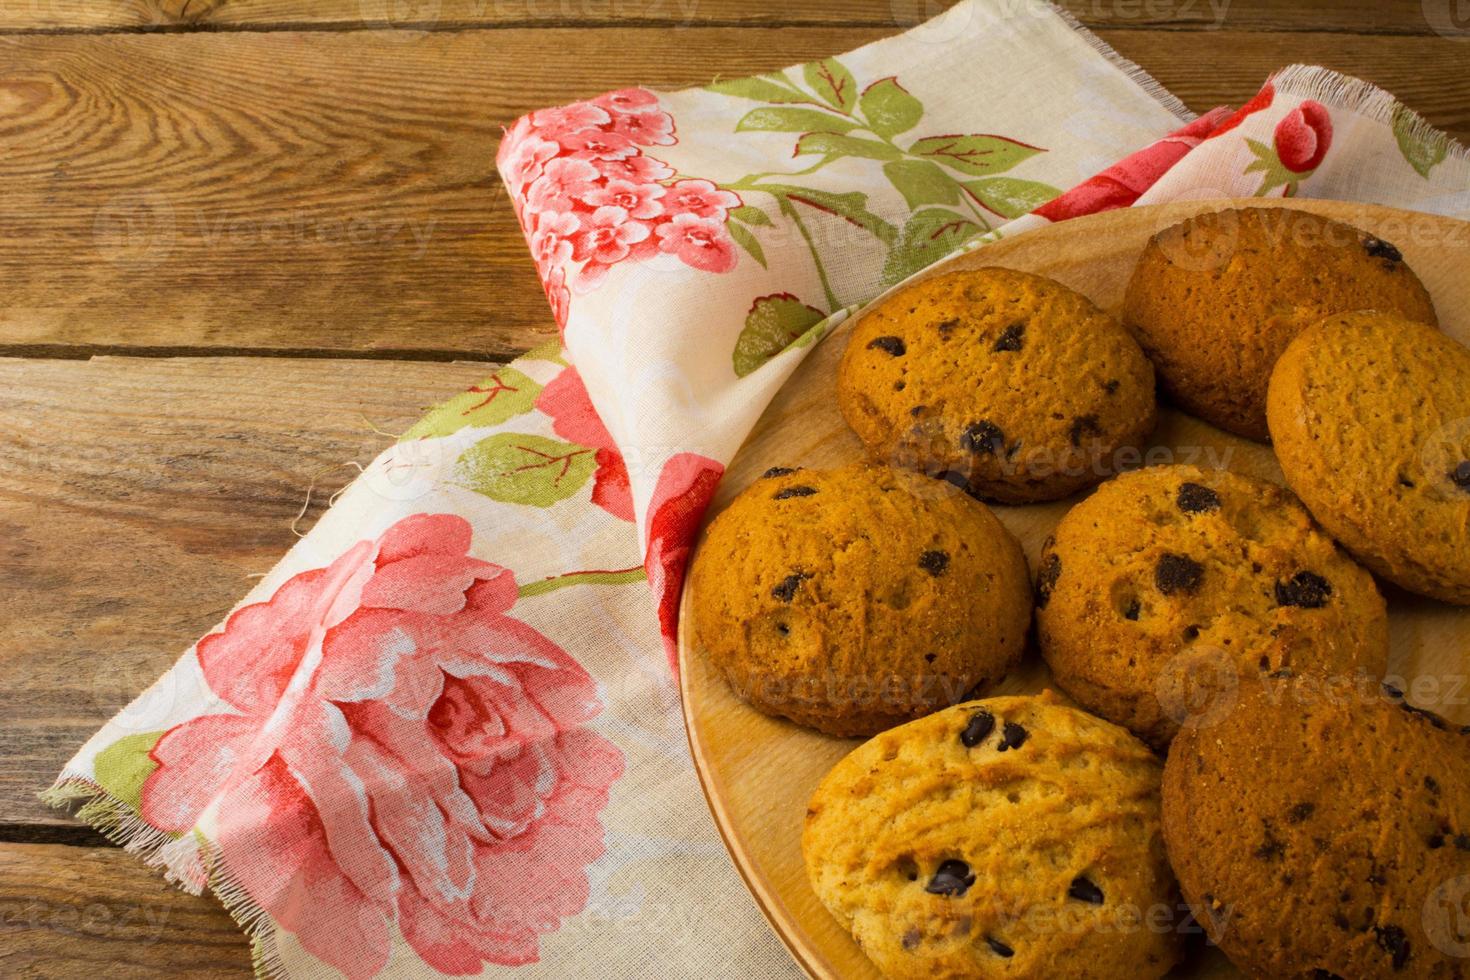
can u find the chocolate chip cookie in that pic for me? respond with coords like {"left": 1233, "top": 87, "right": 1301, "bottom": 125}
{"left": 1123, "top": 206, "right": 1437, "bottom": 440}
{"left": 805, "top": 692, "right": 1182, "bottom": 979}
{"left": 837, "top": 267, "right": 1157, "bottom": 504}
{"left": 1268, "top": 312, "right": 1470, "bottom": 605}
{"left": 1164, "top": 679, "right": 1470, "bottom": 978}
{"left": 687, "top": 463, "right": 1031, "bottom": 736}
{"left": 1037, "top": 464, "right": 1388, "bottom": 748}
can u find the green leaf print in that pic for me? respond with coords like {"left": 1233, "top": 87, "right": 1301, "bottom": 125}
{"left": 908, "top": 134, "right": 1043, "bottom": 176}
{"left": 453, "top": 433, "right": 597, "bottom": 508}
{"left": 859, "top": 77, "right": 923, "bottom": 139}
{"left": 732, "top": 294, "right": 828, "bottom": 378}
{"left": 803, "top": 57, "right": 858, "bottom": 112}
{"left": 961, "top": 177, "right": 1062, "bottom": 219}
{"left": 729, "top": 204, "right": 773, "bottom": 226}
{"left": 728, "top": 221, "right": 768, "bottom": 268}
{"left": 762, "top": 185, "right": 898, "bottom": 247}
{"left": 402, "top": 369, "right": 543, "bottom": 440}
{"left": 880, "top": 208, "right": 984, "bottom": 287}
{"left": 736, "top": 107, "right": 856, "bottom": 135}
{"left": 884, "top": 159, "right": 960, "bottom": 209}
{"left": 706, "top": 74, "right": 812, "bottom": 104}
{"left": 94, "top": 731, "right": 164, "bottom": 812}
{"left": 795, "top": 132, "right": 902, "bottom": 162}
{"left": 1393, "top": 104, "right": 1448, "bottom": 179}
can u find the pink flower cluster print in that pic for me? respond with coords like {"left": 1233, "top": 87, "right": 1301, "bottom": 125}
{"left": 140, "top": 514, "right": 624, "bottom": 978}
{"left": 498, "top": 88, "right": 743, "bottom": 331}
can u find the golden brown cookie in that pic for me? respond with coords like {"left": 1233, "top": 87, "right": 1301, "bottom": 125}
{"left": 1268, "top": 312, "right": 1470, "bottom": 605}
{"left": 804, "top": 692, "right": 1182, "bottom": 979}
{"left": 837, "top": 267, "right": 1157, "bottom": 504}
{"left": 687, "top": 463, "right": 1030, "bottom": 736}
{"left": 1163, "top": 679, "right": 1470, "bottom": 979}
{"left": 1036, "top": 464, "right": 1388, "bottom": 748}
{"left": 1123, "top": 206, "right": 1437, "bottom": 440}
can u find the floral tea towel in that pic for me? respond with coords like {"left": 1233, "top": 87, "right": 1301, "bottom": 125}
{"left": 46, "top": 0, "right": 1469, "bottom": 977}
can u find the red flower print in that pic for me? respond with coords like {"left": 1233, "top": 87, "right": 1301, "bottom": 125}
{"left": 529, "top": 102, "right": 610, "bottom": 140}
{"left": 1033, "top": 109, "right": 1231, "bottom": 223}
{"left": 1274, "top": 100, "right": 1332, "bottom": 173}
{"left": 140, "top": 515, "right": 623, "bottom": 978}
{"left": 573, "top": 206, "right": 652, "bottom": 265}
{"left": 609, "top": 108, "right": 676, "bottom": 147}
{"left": 599, "top": 154, "right": 674, "bottom": 184}
{"left": 593, "top": 88, "right": 660, "bottom": 115}
{"left": 527, "top": 156, "right": 600, "bottom": 214}
{"left": 643, "top": 453, "right": 724, "bottom": 671}
{"left": 535, "top": 366, "right": 634, "bottom": 522}
{"left": 1208, "top": 81, "right": 1275, "bottom": 138}
{"left": 501, "top": 136, "right": 559, "bottom": 192}
{"left": 544, "top": 266, "right": 571, "bottom": 330}
{"left": 530, "top": 211, "right": 579, "bottom": 276}
{"left": 557, "top": 128, "right": 636, "bottom": 162}
{"left": 582, "top": 178, "right": 666, "bottom": 220}
{"left": 662, "top": 178, "right": 742, "bottom": 221}
{"left": 656, "top": 212, "right": 738, "bottom": 273}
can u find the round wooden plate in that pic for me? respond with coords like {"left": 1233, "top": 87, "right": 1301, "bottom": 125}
{"left": 679, "top": 199, "right": 1470, "bottom": 979}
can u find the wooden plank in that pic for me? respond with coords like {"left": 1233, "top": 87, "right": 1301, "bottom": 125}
{"left": 0, "top": 843, "right": 250, "bottom": 976}
{"left": 0, "top": 0, "right": 1445, "bottom": 35}
{"left": 0, "top": 355, "right": 495, "bottom": 827}
{"left": 2, "top": 27, "right": 1466, "bottom": 361}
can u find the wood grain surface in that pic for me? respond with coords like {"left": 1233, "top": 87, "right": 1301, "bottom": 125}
{"left": 2, "top": 1, "right": 1466, "bottom": 975}
{"left": 680, "top": 199, "right": 1470, "bottom": 980}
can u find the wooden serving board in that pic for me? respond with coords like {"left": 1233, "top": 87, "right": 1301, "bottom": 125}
{"left": 678, "top": 199, "right": 1470, "bottom": 979}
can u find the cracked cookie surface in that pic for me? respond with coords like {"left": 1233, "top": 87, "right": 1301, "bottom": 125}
{"left": 804, "top": 692, "right": 1181, "bottom": 979}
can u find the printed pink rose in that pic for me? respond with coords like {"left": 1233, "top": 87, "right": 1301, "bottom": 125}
{"left": 593, "top": 87, "right": 660, "bottom": 115}
{"left": 655, "top": 212, "right": 737, "bottom": 273}
{"left": 530, "top": 211, "right": 579, "bottom": 275}
{"left": 140, "top": 514, "right": 623, "bottom": 978}
{"left": 557, "top": 128, "right": 636, "bottom": 162}
{"left": 609, "top": 108, "right": 676, "bottom": 147}
{"left": 544, "top": 265, "right": 571, "bottom": 330}
{"left": 599, "top": 154, "right": 674, "bottom": 184}
{"left": 1208, "top": 82, "right": 1275, "bottom": 138}
{"left": 582, "top": 178, "right": 665, "bottom": 220}
{"left": 527, "top": 157, "right": 601, "bottom": 214}
{"left": 644, "top": 454, "right": 725, "bottom": 671}
{"left": 1274, "top": 100, "right": 1332, "bottom": 173}
{"left": 573, "top": 206, "right": 651, "bottom": 265}
{"left": 535, "top": 366, "right": 634, "bottom": 522}
{"left": 662, "top": 178, "right": 741, "bottom": 220}
{"left": 500, "top": 136, "right": 559, "bottom": 192}
{"left": 529, "top": 101, "right": 610, "bottom": 140}
{"left": 1034, "top": 109, "right": 1231, "bottom": 223}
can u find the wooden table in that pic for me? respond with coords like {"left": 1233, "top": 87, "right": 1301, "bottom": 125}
{"left": 1, "top": 2, "right": 1465, "bottom": 974}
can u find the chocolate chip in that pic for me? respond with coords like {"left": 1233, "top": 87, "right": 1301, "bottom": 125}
{"left": 867, "top": 335, "right": 906, "bottom": 357}
{"left": 1068, "top": 876, "right": 1104, "bottom": 904}
{"left": 773, "top": 485, "right": 818, "bottom": 500}
{"left": 1374, "top": 925, "right": 1410, "bottom": 970}
{"left": 1456, "top": 834, "right": 1470, "bottom": 852}
{"left": 961, "top": 420, "right": 1006, "bottom": 455}
{"left": 762, "top": 466, "right": 799, "bottom": 479}
{"left": 894, "top": 380, "right": 906, "bottom": 391}
{"left": 1276, "top": 571, "right": 1332, "bottom": 609}
{"left": 1155, "top": 554, "right": 1203, "bottom": 595}
{"left": 771, "top": 572, "right": 810, "bottom": 603}
{"left": 985, "top": 937, "right": 1014, "bottom": 958}
{"left": 1363, "top": 236, "right": 1403, "bottom": 264}
{"left": 775, "top": 622, "right": 790, "bottom": 636}
{"left": 1036, "top": 553, "right": 1061, "bottom": 609}
{"left": 909, "top": 405, "right": 926, "bottom": 417}
{"left": 1429, "top": 834, "right": 1446, "bottom": 849}
{"left": 1452, "top": 461, "right": 1470, "bottom": 492}
{"left": 1177, "top": 482, "right": 1221, "bottom": 514}
{"left": 1123, "top": 599, "right": 1141, "bottom": 621}
{"left": 1255, "top": 828, "right": 1286, "bottom": 861}
{"left": 1312, "top": 972, "right": 1346, "bottom": 980}
{"left": 919, "top": 550, "right": 950, "bottom": 577}
{"left": 901, "top": 928, "right": 921, "bottom": 950}
{"left": 1383, "top": 683, "right": 1405, "bottom": 700}
{"left": 1426, "top": 775, "right": 1440, "bottom": 794}
{"left": 1398, "top": 473, "right": 1416, "bottom": 489}
{"left": 936, "top": 318, "right": 959, "bottom": 338}
{"left": 1068, "top": 414, "right": 1103, "bottom": 448}
{"left": 998, "top": 721, "right": 1028, "bottom": 752}
{"left": 1288, "top": 802, "right": 1316, "bottom": 824}
{"left": 925, "top": 859, "right": 975, "bottom": 897}
{"left": 924, "top": 652, "right": 936, "bottom": 663}
{"left": 992, "top": 322, "right": 1025, "bottom": 352}
{"left": 961, "top": 710, "right": 995, "bottom": 747}
{"left": 1103, "top": 379, "right": 1121, "bottom": 395}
